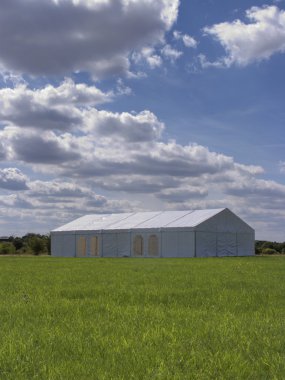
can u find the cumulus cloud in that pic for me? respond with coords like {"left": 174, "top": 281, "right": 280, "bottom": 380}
{"left": 204, "top": 5, "right": 285, "bottom": 67}
{"left": 29, "top": 180, "right": 90, "bottom": 198}
{"left": 161, "top": 44, "right": 183, "bottom": 62}
{"left": 0, "top": 114, "right": 262, "bottom": 185}
{"left": 91, "top": 175, "right": 180, "bottom": 194}
{"left": 0, "top": 194, "right": 34, "bottom": 209}
{"left": 173, "top": 30, "right": 197, "bottom": 48}
{"left": 132, "top": 47, "right": 163, "bottom": 69}
{"left": 156, "top": 185, "right": 208, "bottom": 203}
{"left": 0, "top": 81, "right": 164, "bottom": 144}
{"left": 85, "top": 109, "right": 164, "bottom": 142}
{"left": 0, "top": 79, "right": 112, "bottom": 131}
{"left": 226, "top": 178, "right": 285, "bottom": 198}
{"left": 49, "top": 140, "right": 236, "bottom": 180}
{"left": 0, "top": 168, "right": 29, "bottom": 190}
{"left": 4, "top": 130, "right": 82, "bottom": 164}
{"left": 0, "top": 0, "right": 179, "bottom": 78}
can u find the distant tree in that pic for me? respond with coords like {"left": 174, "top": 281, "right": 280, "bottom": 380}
{"left": 261, "top": 241, "right": 274, "bottom": 250}
{"left": 0, "top": 242, "right": 16, "bottom": 255}
{"left": 30, "top": 237, "right": 45, "bottom": 255}
{"left": 262, "top": 248, "right": 278, "bottom": 255}
{"left": 45, "top": 234, "right": 51, "bottom": 255}
{"left": 12, "top": 237, "right": 24, "bottom": 251}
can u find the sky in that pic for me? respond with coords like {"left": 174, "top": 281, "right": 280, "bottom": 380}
{"left": 0, "top": 0, "right": 285, "bottom": 241}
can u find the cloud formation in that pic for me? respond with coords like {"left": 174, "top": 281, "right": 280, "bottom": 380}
{"left": 0, "top": 0, "right": 179, "bottom": 78}
{"left": 173, "top": 30, "right": 197, "bottom": 48}
{"left": 0, "top": 168, "right": 29, "bottom": 190}
{"left": 204, "top": 5, "right": 285, "bottom": 67}
{"left": 0, "top": 79, "right": 112, "bottom": 131}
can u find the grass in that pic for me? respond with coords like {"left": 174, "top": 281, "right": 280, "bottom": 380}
{"left": 0, "top": 256, "right": 284, "bottom": 379}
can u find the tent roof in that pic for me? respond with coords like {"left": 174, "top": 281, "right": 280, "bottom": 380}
{"left": 52, "top": 208, "right": 226, "bottom": 232}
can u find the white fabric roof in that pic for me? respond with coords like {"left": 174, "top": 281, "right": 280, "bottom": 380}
{"left": 53, "top": 209, "right": 225, "bottom": 232}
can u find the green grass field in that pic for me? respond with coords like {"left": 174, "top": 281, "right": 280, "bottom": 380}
{"left": 0, "top": 256, "right": 284, "bottom": 379}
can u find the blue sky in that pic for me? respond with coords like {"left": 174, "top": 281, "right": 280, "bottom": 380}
{"left": 0, "top": 0, "right": 284, "bottom": 240}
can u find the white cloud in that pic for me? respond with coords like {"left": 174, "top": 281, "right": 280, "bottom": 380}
{"left": 279, "top": 161, "right": 285, "bottom": 173}
{"left": 132, "top": 47, "right": 163, "bottom": 69}
{"left": 157, "top": 185, "right": 208, "bottom": 202}
{"left": 0, "top": 0, "right": 179, "bottom": 78}
{"left": 0, "top": 168, "right": 29, "bottom": 190}
{"left": 0, "top": 81, "right": 164, "bottom": 143}
{"left": 0, "top": 79, "right": 112, "bottom": 131}
{"left": 226, "top": 178, "right": 285, "bottom": 197}
{"left": 161, "top": 44, "right": 183, "bottom": 62}
{"left": 204, "top": 5, "right": 285, "bottom": 67}
{"left": 1, "top": 128, "right": 82, "bottom": 164}
{"left": 173, "top": 30, "right": 197, "bottom": 48}
{"left": 85, "top": 109, "right": 164, "bottom": 142}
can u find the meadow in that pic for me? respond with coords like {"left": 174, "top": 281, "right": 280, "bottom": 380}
{"left": 0, "top": 256, "right": 284, "bottom": 380}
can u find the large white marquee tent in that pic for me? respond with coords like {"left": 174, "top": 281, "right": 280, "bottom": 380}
{"left": 51, "top": 208, "right": 255, "bottom": 258}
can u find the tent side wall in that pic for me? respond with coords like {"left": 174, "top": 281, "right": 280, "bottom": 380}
{"left": 237, "top": 231, "right": 255, "bottom": 256}
{"left": 161, "top": 229, "right": 195, "bottom": 257}
{"left": 195, "top": 209, "right": 255, "bottom": 257}
{"left": 51, "top": 232, "right": 76, "bottom": 257}
{"left": 101, "top": 231, "right": 131, "bottom": 257}
{"left": 130, "top": 229, "right": 161, "bottom": 257}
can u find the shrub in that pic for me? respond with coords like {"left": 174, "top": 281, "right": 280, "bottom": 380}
{"left": 262, "top": 248, "right": 278, "bottom": 255}
{"left": 0, "top": 242, "right": 16, "bottom": 255}
{"left": 27, "top": 237, "right": 46, "bottom": 256}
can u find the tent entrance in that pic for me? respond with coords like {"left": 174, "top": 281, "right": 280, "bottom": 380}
{"left": 77, "top": 236, "right": 86, "bottom": 257}
{"left": 133, "top": 235, "right": 143, "bottom": 256}
{"left": 90, "top": 236, "right": 100, "bottom": 257}
{"left": 148, "top": 235, "right": 159, "bottom": 256}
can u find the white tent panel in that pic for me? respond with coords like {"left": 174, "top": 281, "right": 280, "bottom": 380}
{"left": 166, "top": 209, "right": 223, "bottom": 228}
{"left": 178, "top": 231, "right": 195, "bottom": 257}
{"left": 137, "top": 211, "right": 189, "bottom": 228}
{"left": 198, "top": 208, "right": 253, "bottom": 233}
{"left": 87, "top": 213, "right": 134, "bottom": 231}
{"left": 51, "top": 233, "right": 63, "bottom": 256}
{"left": 54, "top": 214, "right": 104, "bottom": 232}
{"left": 196, "top": 232, "right": 217, "bottom": 257}
{"left": 109, "top": 212, "right": 162, "bottom": 230}
{"left": 237, "top": 233, "right": 254, "bottom": 256}
{"left": 54, "top": 213, "right": 135, "bottom": 232}
{"left": 161, "top": 231, "right": 178, "bottom": 257}
{"left": 217, "top": 233, "right": 237, "bottom": 256}
{"left": 117, "top": 232, "right": 131, "bottom": 257}
{"left": 62, "top": 234, "right": 76, "bottom": 257}
{"left": 102, "top": 233, "right": 117, "bottom": 257}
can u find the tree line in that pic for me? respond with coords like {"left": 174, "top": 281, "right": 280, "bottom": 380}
{"left": 0, "top": 234, "right": 50, "bottom": 255}
{"left": 255, "top": 240, "right": 285, "bottom": 255}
